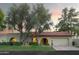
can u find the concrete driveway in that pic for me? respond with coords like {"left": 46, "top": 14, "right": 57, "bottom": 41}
{"left": 53, "top": 46, "right": 79, "bottom": 51}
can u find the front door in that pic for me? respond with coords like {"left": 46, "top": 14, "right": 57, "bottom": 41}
{"left": 40, "top": 38, "right": 48, "bottom": 45}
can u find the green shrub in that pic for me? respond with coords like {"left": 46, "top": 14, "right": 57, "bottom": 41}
{"left": 14, "top": 42, "right": 23, "bottom": 46}
{"left": 0, "top": 42, "right": 11, "bottom": 45}
{"left": 29, "top": 42, "right": 38, "bottom": 45}
{"left": 0, "top": 42, "right": 22, "bottom": 46}
{"left": 29, "top": 42, "right": 32, "bottom": 45}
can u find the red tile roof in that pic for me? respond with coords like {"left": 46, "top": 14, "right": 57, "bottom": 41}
{"left": 0, "top": 29, "right": 72, "bottom": 37}
{"left": 32, "top": 32, "right": 72, "bottom": 37}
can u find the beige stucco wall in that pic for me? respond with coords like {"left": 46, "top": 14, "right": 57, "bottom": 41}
{"left": 37, "top": 37, "right": 73, "bottom": 46}
{"left": 0, "top": 34, "right": 20, "bottom": 42}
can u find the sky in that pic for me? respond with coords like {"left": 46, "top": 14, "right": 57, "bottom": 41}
{"left": 0, "top": 3, "right": 79, "bottom": 31}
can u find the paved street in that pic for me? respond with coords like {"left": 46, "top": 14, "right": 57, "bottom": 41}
{"left": 53, "top": 46, "right": 79, "bottom": 51}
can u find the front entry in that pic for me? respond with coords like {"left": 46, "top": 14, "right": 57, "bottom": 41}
{"left": 40, "top": 38, "right": 48, "bottom": 45}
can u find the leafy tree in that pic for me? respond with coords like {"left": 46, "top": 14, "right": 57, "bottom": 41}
{"left": 6, "top": 4, "right": 30, "bottom": 42}
{"left": 56, "top": 8, "right": 79, "bottom": 35}
{"left": 30, "top": 4, "right": 53, "bottom": 36}
{"left": 7, "top": 4, "right": 53, "bottom": 44}
{"left": 0, "top": 9, "right": 6, "bottom": 31}
{"left": 23, "top": 4, "right": 53, "bottom": 44}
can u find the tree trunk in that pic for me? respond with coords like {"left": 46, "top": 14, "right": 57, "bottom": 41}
{"left": 22, "top": 34, "right": 28, "bottom": 45}
{"left": 19, "top": 22, "right": 23, "bottom": 43}
{"left": 20, "top": 31, "right": 23, "bottom": 43}
{"left": 22, "top": 32, "right": 31, "bottom": 45}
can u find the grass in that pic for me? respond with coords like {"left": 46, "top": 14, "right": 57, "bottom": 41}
{"left": 0, "top": 45, "right": 55, "bottom": 51}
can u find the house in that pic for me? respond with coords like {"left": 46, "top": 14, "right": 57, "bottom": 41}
{"left": 0, "top": 29, "right": 73, "bottom": 47}
{"left": 32, "top": 32, "right": 73, "bottom": 47}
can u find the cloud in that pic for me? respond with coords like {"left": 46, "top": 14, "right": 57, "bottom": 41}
{"left": 51, "top": 8, "right": 61, "bottom": 25}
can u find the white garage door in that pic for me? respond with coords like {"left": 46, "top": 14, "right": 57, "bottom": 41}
{"left": 52, "top": 39, "right": 68, "bottom": 46}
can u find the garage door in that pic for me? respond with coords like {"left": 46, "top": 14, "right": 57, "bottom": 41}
{"left": 52, "top": 39, "right": 68, "bottom": 46}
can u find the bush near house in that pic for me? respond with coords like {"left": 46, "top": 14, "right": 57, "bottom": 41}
{"left": 29, "top": 42, "right": 38, "bottom": 45}
{"left": 0, "top": 42, "right": 22, "bottom": 46}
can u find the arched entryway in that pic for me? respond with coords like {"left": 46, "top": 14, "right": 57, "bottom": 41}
{"left": 40, "top": 38, "right": 48, "bottom": 45}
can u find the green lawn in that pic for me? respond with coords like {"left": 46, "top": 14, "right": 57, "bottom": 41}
{"left": 0, "top": 45, "right": 55, "bottom": 51}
